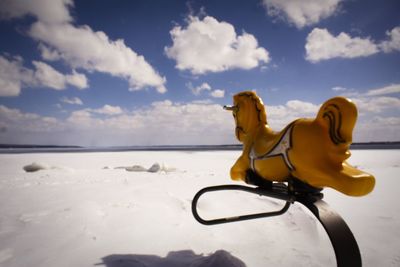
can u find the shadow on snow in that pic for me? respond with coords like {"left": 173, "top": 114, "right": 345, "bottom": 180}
{"left": 96, "top": 250, "right": 246, "bottom": 267}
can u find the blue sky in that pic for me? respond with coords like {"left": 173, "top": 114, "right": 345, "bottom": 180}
{"left": 0, "top": 0, "right": 399, "bottom": 146}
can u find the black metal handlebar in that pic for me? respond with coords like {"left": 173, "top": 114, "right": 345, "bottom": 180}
{"left": 191, "top": 180, "right": 361, "bottom": 267}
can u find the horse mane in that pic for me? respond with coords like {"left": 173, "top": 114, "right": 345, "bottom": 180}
{"left": 236, "top": 91, "right": 267, "bottom": 125}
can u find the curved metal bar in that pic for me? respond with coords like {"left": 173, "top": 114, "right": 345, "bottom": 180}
{"left": 191, "top": 183, "right": 362, "bottom": 267}
{"left": 191, "top": 184, "right": 292, "bottom": 225}
{"left": 297, "top": 198, "right": 362, "bottom": 267}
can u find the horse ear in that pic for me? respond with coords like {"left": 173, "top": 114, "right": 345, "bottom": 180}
{"left": 316, "top": 97, "right": 357, "bottom": 145}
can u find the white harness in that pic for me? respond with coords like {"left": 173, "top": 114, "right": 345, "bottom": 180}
{"left": 249, "top": 122, "right": 296, "bottom": 172}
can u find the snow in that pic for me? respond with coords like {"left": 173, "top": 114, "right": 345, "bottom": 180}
{"left": 0, "top": 150, "right": 399, "bottom": 267}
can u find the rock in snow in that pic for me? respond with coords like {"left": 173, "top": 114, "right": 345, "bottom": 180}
{"left": 114, "top": 162, "right": 176, "bottom": 173}
{"left": 147, "top": 162, "right": 161, "bottom": 173}
{"left": 125, "top": 165, "right": 148, "bottom": 172}
{"left": 23, "top": 162, "right": 49, "bottom": 172}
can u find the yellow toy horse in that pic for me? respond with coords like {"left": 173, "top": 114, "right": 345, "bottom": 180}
{"left": 224, "top": 91, "right": 375, "bottom": 197}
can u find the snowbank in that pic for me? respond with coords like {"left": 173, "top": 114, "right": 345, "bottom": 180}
{"left": 0, "top": 150, "right": 399, "bottom": 267}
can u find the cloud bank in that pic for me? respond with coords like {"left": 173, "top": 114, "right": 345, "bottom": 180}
{"left": 1, "top": 88, "right": 398, "bottom": 146}
{"left": 0, "top": 101, "right": 235, "bottom": 146}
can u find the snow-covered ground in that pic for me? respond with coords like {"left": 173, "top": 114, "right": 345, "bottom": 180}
{"left": 0, "top": 150, "right": 399, "bottom": 267}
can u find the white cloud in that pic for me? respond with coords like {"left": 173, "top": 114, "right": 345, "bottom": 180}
{"left": 286, "top": 100, "right": 319, "bottom": 113}
{"left": 265, "top": 97, "right": 400, "bottom": 142}
{"left": 0, "top": 0, "right": 167, "bottom": 94}
{"left": 305, "top": 28, "right": 379, "bottom": 62}
{"left": 32, "top": 61, "right": 66, "bottom": 89}
{"left": 121, "top": 100, "right": 233, "bottom": 145}
{"left": 165, "top": 16, "right": 269, "bottom": 74}
{"left": 352, "top": 96, "right": 400, "bottom": 114}
{"left": 66, "top": 104, "right": 124, "bottom": 120}
{"left": 66, "top": 109, "right": 95, "bottom": 129}
{"left": 60, "top": 96, "right": 83, "bottom": 105}
{"left": 267, "top": 100, "right": 320, "bottom": 130}
{"left": 32, "top": 61, "right": 88, "bottom": 90}
{"left": 210, "top": 89, "right": 225, "bottom": 98}
{"left": 332, "top": 86, "right": 347, "bottom": 92}
{"left": 65, "top": 70, "right": 88, "bottom": 89}
{"left": 329, "top": 83, "right": 400, "bottom": 115}
{"left": 0, "top": 100, "right": 235, "bottom": 146}
{"left": 306, "top": 26, "right": 400, "bottom": 62}
{"left": 262, "top": 0, "right": 342, "bottom": 28}
{"left": 29, "top": 22, "right": 166, "bottom": 93}
{"left": 187, "top": 82, "right": 225, "bottom": 98}
{"left": 379, "top": 26, "right": 400, "bottom": 53}
{"left": 91, "top": 105, "right": 123, "bottom": 116}
{"left": 0, "top": 101, "right": 235, "bottom": 146}
{"left": 0, "top": 55, "right": 26, "bottom": 96}
{"left": 189, "top": 82, "right": 211, "bottom": 95}
{"left": 366, "top": 84, "right": 400, "bottom": 96}
{"left": 38, "top": 44, "right": 61, "bottom": 61}
{"left": 0, "top": 105, "right": 62, "bottom": 133}
{"left": 354, "top": 116, "right": 400, "bottom": 142}
{"left": 330, "top": 86, "right": 360, "bottom": 97}
{"left": 0, "top": 55, "right": 88, "bottom": 96}
{"left": 0, "top": 0, "right": 73, "bottom": 23}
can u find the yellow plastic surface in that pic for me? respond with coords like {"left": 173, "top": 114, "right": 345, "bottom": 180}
{"left": 226, "top": 91, "right": 375, "bottom": 197}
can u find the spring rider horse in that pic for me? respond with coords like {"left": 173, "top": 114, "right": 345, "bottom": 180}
{"left": 192, "top": 91, "right": 375, "bottom": 267}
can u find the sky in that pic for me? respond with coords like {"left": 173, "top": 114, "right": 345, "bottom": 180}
{"left": 0, "top": 0, "right": 399, "bottom": 146}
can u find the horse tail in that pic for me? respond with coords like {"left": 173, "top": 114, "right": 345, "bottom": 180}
{"left": 316, "top": 97, "right": 357, "bottom": 145}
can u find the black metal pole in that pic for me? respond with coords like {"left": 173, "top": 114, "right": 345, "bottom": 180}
{"left": 298, "top": 198, "right": 362, "bottom": 267}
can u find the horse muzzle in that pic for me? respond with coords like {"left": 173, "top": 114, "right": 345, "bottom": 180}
{"left": 223, "top": 105, "right": 238, "bottom": 112}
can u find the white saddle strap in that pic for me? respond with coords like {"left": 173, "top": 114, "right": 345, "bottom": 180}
{"left": 250, "top": 122, "right": 295, "bottom": 172}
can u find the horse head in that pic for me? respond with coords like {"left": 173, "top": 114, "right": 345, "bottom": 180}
{"left": 224, "top": 91, "right": 267, "bottom": 142}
